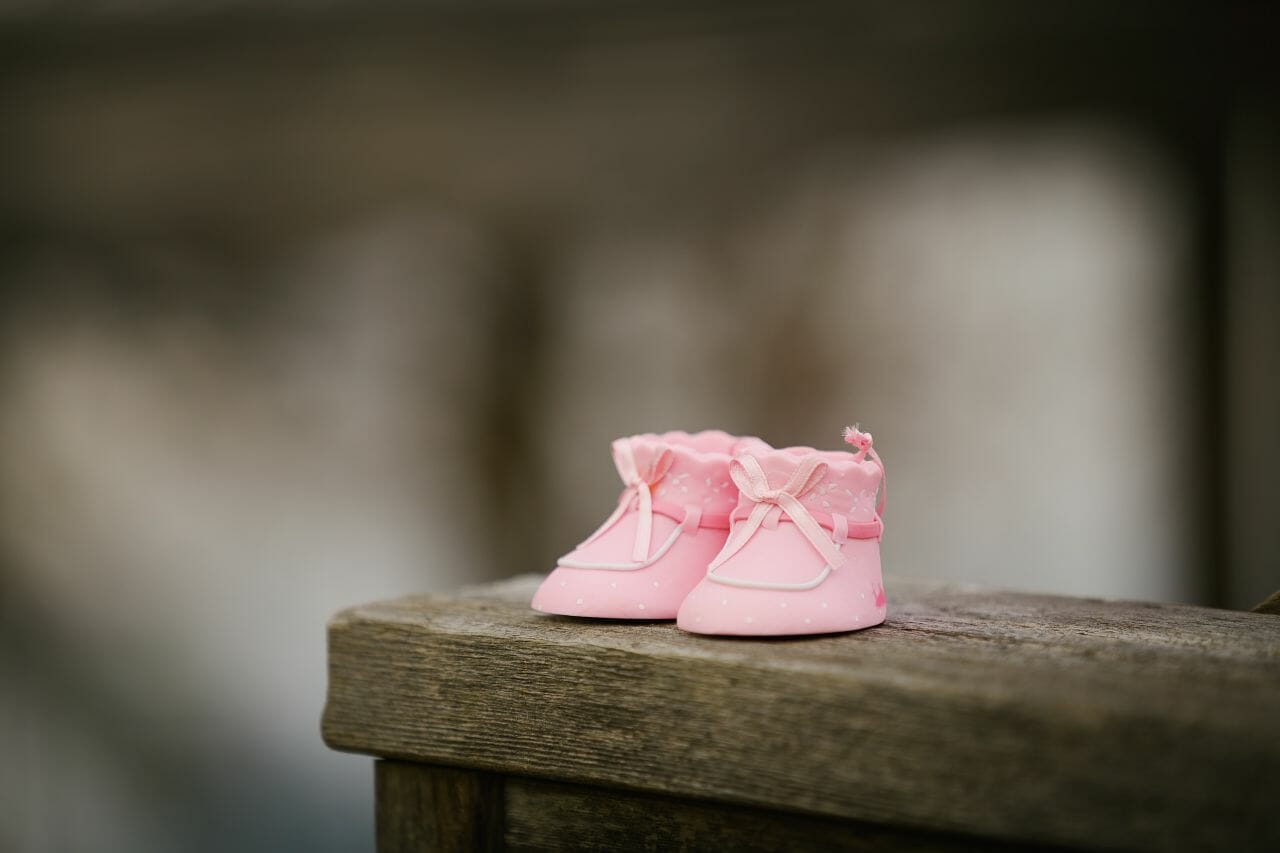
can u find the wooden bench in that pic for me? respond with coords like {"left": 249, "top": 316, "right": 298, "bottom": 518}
{"left": 322, "top": 575, "right": 1280, "bottom": 851}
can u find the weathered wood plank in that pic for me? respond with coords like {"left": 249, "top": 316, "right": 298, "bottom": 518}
{"left": 503, "top": 773, "right": 1048, "bottom": 852}
{"left": 376, "top": 760, "right": 503, "bottom": 853}
{"left": 326, "top": 575, "right": 1280, "bottom": 851}
{"left": 1253, "top": 590, "right": 1280, "bottom": 615}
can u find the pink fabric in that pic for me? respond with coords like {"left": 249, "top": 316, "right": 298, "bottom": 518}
{"left": 708, "top": 453, "right": 846, "bottom": 573}
{"left": 677, "top": 535, "right": 886, "bottom": 635}
{"left": 743, "top": 446, "right": 883, "bottom": 522}
{"left": 580, "top": 438, "right": 674, "bottom": 561}
{"left": 534, "top": 522, "right": 729, "bottom": 619}
{"left": 531, "top": 430, "right": 751, "bottom": 619}
{"left": 677, "top": 432, "right": 887, "bottom": 636}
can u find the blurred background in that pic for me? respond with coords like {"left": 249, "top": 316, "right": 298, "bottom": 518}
{"left": 1, "top": 1, "right": 1277, "bottom": 851}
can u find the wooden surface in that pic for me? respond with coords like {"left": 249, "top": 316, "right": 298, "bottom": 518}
{"left": 377, "top": 758, "right": 1043, "bottom": 852}
{"left": 500, "top": 764, "right": 1050, "bottom": 852}
{"left": 324, "top": 575, "right": 1280, "bottom": 851}
{"left": 376, "top": 762, "right": 503, "bottom": 853}
{"left": 1253, "top": 590, "right": 1280, "bottom": 615}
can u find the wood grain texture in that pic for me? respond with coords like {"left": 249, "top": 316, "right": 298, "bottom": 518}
{"left": 503, "top": 773, "right": 1052, "bottom": 852}
{"left": 376, "top": 760, "right": 503, "bottom": 853}
{"left": 326, "top": 575, "right": 1280, "bottom": 851}
{"left": 1252, "top": 590, "right": 1280, "bottom": 615}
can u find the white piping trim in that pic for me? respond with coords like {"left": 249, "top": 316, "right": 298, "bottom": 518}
{"left": 557, "top": 526, "right": 684, "bottom": 572}
{"left": 705, "top": 542, "right": 844, "bottom": 591}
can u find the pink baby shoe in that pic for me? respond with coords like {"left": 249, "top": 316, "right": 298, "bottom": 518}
{"left": 676, "top": 426, "right": 887, "bottom": 636}
{"left": 532, "top": 430, "right": 761, "bottom": 619}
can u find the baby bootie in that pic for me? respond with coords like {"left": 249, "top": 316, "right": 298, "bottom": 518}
{"left": 532, "top": 430, "right": 759, "bottom": 619}
{"left": 676, "top": 426, "right": 887, "bottom": 636}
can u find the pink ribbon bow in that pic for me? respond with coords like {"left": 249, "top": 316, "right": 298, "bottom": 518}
{"left": 707, "top": 453, "right": 846, "bottom": 573}
{"left": 579, "top": 439, "right": 674, "bottom": 562}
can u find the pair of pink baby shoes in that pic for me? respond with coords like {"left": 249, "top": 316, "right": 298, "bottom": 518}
{"left": 531, "top": 427, "right": 887, "bottom": 636}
